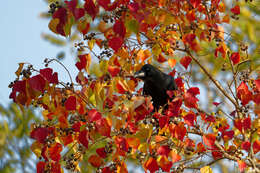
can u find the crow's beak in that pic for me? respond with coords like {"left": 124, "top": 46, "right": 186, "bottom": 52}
{"left": 134, "top": 71, "right": 145, "bottom": 79}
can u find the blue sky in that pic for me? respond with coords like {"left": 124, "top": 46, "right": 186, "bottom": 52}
{"left": 0, "top": 0, "right": 77, "bottom": 105}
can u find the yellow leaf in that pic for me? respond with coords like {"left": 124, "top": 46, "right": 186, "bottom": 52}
{"left": 15, "top": 63, "right": 24, "bottom": 77}
{"left": 138, "top": 143, "right": 149, "bottom": 153}
{"left": 88, "top": 39, "right": 95, "bottom": 50}
{"left": 152, "top": 44, "right": 162, "bottom": 57}
{"left": 31, "top": 141, "right": 43, "bottom": 158}
{"left": 200, "top": 166, "right": 213, "bottom": 173}
{"left": 89, "top": 93, "right": 96, "bottom": 106}
{"left": 48, "top": 18, "right": 60, "bottom": 34}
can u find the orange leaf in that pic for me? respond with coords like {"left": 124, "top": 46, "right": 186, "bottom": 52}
{"left": 88, "top": 154, "right": 104, "bottom": 168}
{"left": 237, "top": 82, "right": 252, "bottom": 105}
{"left": 168, "top": 58, "right": 176, "bottom": 68}
{"left": 108, "top": 65, "right": 120, "bottom": 77}
{"left": 126, "top": 137, "right": 140, "bottom": 150}
{"left": 157, "top": 156, "right": 173, "bottom": 172}
{"left": 137, "top": 49, "right": 151, "bottom": 62}
{"left": 203, "top": 134, "right": 216, "bottom": 148}
{"left": 144, "top": 157, "right": 159, "bottom": 173}
{"left": 169, "top": 150, "right": 181, "bottom": 163}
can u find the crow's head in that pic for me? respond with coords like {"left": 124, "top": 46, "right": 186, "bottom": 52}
{"left": 134, "top": 64, "right": 160, "bottom": 81}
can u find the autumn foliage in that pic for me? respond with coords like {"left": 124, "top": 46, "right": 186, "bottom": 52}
{"left": 9, "top": 0, "right": 260, "bottom": 172}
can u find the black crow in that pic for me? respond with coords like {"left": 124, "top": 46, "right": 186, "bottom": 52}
{"left": 134, "top": 64, "right": 177, "bottom": 110}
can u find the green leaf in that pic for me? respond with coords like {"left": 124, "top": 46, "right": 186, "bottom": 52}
{"left": 125, "top": 19, "right": 139, "bottom": 34}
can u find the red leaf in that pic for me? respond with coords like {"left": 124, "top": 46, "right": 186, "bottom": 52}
{"left": 203, "top": 134, "right": 216, "bottom": 148}
{"left": 96, "top": 118, "right": 111, "bottom": 137}
{"left": 40, "top": 68, "right": 59, "bottom": 84}
{"left": 9, "top": 80, "right": 27, "bottom": 102}
{"left": 75, "top": 54, "right": 87, "bottom": 71}
{"left": 197, "top": 142, "right": 206, "bottom": 153}
{"left": 186, "top": 10, "right": 196, "bottom": 21}
{"left": 230, "top": 52, "right": 240, "bottom": 65}
{"left": 159, "top": 116, "right": 168, "bottom": 129}
{"left": 212, "top": 149, "right": 223, "bottom": 159}
{"left": 190, "top": 0, "right": 201, "bottom": 8}
{"left": 180, "top": 56, "right": 192, "bottom": 69}
{"left": 65, "top": 0, "right": 77, "bottom": 12}
{"left": 171, "top": 122, "right": 186, "bottom": 141}
{"left": 253, "top": 93, "right": 260, "bottom": 104}
{"left": 231, "top": 5, "right": 240, "bottom": 15}
{"left": 84, "top": 0, "right": 98, "bottom": 20}
{"left": 187, "top": 87, "right": 200, "bottom": 95}
{"left": 65, "top": 96, "right": 76, "bottom": 111}
{"left": 144, "top": 157, "right": 159, "bottom": 173}
{"left": 29, "top": 75, "right": 46, "bottom": 93}
{"left": 255, "top": 79, "right": 260, "bottom": 92}
{"left": 237, "top": 82, "right": 252, "bottom": 105}
{"left": 184, "top": 92, "right": 199, "bottom": 108}
{"left": 88, "top": 109, "right": 102, "bottom": 122}
{"left": 222, "top": 130, "right": 234, "bottom": 141}
{"left": 183, "top": 33, "right": 196, "bottom": 45}
{"left": 98, "top": 0, "right": 118, "bottom": 11}
{"left": 30, "top": 127, "right": 50, "bottom": 143}
{"left": 96, "top": 147, "right": 107, "bottom": 158}
{"left": 115, "top": 136, "right": 129, "bottom": 153}
{"left": 108, "top": 37, "right": 123, "bottom": 52}
{"left": 253, "top": 140, "right": 260, "bottom": 154}
{"left": 116, "top": 80, "right": 127, "bottom": 94}
{"left": 157, "top": 145, "right": 171, "bottom": 157}
{"left": 234, "top": 118, "right": 243, "bottom": 132}
{"left": 88, "top": 154, "right": 104, "bottom": 167}
{"left": 78, "top": 130, "right": 89, "bottom": 148}
{"left": 128, "top": 2, "right": 139, "bottom": 13}
{"left": 241, "top": 141, "right": 251, "bottom": 151}
{"left": 52, "top": 7, "right": 68, "bottom": 36}
{"left": 40, "top": 68, "right": 53, "bottom": 81}
{"left": 213, "top": 102, "right": 221, "bottom": 106}
{"left": 72, "top": 122, "right": 82, "bottom": 132}
{"left": 50, "top": 72, "right": 59, "bottom": 84}
{"left": 65, "top": 0, "right": 85, "bottom": 20}
{"left": 37, "top": 161, "right": 46, "bottom": 173}
{"left": 49, "top": 143, "right": 62, "bottom": 161}
{"left": 51, "top": 162, "right": 62, "bottom": 173}
{"left": 108, "top": 65, "right": 120, "bottom": 77}
{"left": 113, "top": 20, "right": 126, "bottom": 38}
{"left": 74, "top": 8, "right": 85, "bottom": 20}
{"left": 175, "top": 77, "right": 184, "bottom": 89}
{"left": 243, "top": 117, "right": 251, "bottom": 130}
{"left": 184, "top": 112, "right": 196, "bottom": 126}
{"left": 237, "top": 160, "right": 246, "bottom": 172}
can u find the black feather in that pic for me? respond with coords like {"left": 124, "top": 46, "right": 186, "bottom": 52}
{"left": 134, "top": 64, "right": 177, "bottom": 110}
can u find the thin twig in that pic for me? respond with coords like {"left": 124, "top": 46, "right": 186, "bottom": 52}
{"left": 186, "top": 51, "right": 239, "bottom": 110}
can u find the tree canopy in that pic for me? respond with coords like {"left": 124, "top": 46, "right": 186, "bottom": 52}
{"left": 7, "top": 0, "right": 260, "bottom": 172}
